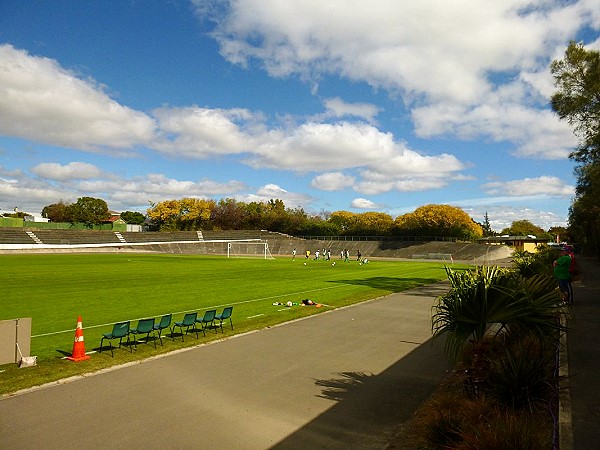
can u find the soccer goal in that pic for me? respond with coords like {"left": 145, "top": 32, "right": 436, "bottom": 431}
{"left": 227, "top": 241, "right": 274, "bottom": 259}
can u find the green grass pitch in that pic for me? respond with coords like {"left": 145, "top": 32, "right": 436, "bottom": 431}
{"left": 0, "top": 253, "right": 460, "bottom": 394}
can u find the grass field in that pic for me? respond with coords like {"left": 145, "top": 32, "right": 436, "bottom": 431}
{"left": 0, "top": 253, "right": 462, "bottom": 394}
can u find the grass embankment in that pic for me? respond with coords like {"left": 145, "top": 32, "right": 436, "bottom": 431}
{"left": 0, "top": 253, "right": 460, "bottom": 395}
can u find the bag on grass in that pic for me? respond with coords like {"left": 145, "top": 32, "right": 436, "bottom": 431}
{"left": 16, "top": 343, "right": 37, "bottom": 368}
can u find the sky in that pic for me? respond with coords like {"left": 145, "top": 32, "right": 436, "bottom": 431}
{"left": 1, "top": 1, "right": 599, "bottom": 232}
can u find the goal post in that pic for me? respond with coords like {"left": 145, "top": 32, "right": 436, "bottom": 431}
{"left": 227, "top": 241, "right": 274, "bottom": 259}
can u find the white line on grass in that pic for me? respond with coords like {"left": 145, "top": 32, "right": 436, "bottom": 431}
{"left": 32, "top": 285, "right": 343, "bottom": 338}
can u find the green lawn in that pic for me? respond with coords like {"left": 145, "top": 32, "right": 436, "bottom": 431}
{"left": 0, "top": 253, "right": 460, "bottom": 394}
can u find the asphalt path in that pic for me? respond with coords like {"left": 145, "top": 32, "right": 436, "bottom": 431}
{"left": 566, "top": 257, "right": 600, "bottom": 450}
{"left": 0, "top": 282, "right": 452, "bottom": 450}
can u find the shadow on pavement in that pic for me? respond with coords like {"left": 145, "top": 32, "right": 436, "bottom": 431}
{"left": 329, "top": 277, "right": 450, "bottom": 297}
{"left": 270, "top": 335, "right": 451, "bottom": 449}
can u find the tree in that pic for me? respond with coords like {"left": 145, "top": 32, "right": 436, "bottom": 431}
{"left": 354, "top": 212, "right": 393, "bottom": 235}
{"left": 481, "top": 212, "right": 495, "bottom": 237}
{"left": 2, "top": 210, "right": 28, "bottom": 219}
{"left": 146, "top": 198, "right": 215, "bottom": 231}
{"left": 550, "top": 41, "right": 600, "bottom": 164}
{"left": 66, "top": 197, "right": 109, "bottom": 227}
{"left": 569, "top": 161, "right": 600, "bottom": 253}
{"left": 547, "top": 226, "right": 569, "bottom": 243}
{"left": 393, "top": 204, "right": 483, "bottom": 240}
{"left": 329, "top": 211, "right": 358, "bottom": 235}
{"left": 120, "top": 211, "right": 145, "bottom": 225}
{"left": 212, "top": 198, "right": 246, "bottom": 230}
{"left": 500, "top": 220, "right": 545, "bottom": 237}
{"left": 41, "top": 201, "right": 71, "bottom": 222}
{"left": 300, "top": 218, "right": 341, "bottom": 236}
{"left": 551, "top": 42, "right": 600, "bottom": 255}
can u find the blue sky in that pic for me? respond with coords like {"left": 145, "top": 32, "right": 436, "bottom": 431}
{"left": 1, "top": 0, "right": 599, "bottom": 231}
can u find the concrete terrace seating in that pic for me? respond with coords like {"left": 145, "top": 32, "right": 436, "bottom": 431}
{"left": 118, "top": 231, "right": 201, "bottom": 243}
{"left": 0, "top": 227, "right": 512, "bottom": 262}
{"left": 201, "top": 230, "right": 262, "bottom": 241}
{"left": 0, "top": 228, "right": 35, "bottom": 244}
{"left": 33, "top": 230, "right": 122, "bottom": 245}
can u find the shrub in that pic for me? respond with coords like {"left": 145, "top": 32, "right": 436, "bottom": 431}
{"left": 412, "top": 390, "right": 491, "bottom": 449}
{"left": 456, "top": 410, "right": 553, "bottom": 450}
{"left": 482, "top": 331, "right": 558, "bottom": 411}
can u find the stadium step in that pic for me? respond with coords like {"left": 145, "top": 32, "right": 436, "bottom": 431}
{"left": 114, "top": 232, "right": 127, "bottom": 243}
{"left": 25, "top": 231, "right": 42, "bottom": 244}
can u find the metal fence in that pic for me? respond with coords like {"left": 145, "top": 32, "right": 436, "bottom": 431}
{"left": 295, "top": 235, "right": 464, "bottom": 242}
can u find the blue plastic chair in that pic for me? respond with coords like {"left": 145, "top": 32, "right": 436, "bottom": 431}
{"left": 153, "top": 314, "right": 173, "bottom": 345}
{"left": 130, "top": 318, "right": 157, "bottom": 349}
{"left": 173, "top": 312, "right": 198, "bottom": 341}
{"left": 100, "top": 321, "right": 131, "bottom": 357}
{"left": 196, "top": 310, "right": 217, "bottom": 336}
{"left": 214, "top": 307, "right": 233, "bottom": 332}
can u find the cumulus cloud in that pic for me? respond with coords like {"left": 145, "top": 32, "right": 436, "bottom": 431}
{"left": 411, "top": 80, "right": 578, "bottom": 159}
{"left": 196, "top": 0, "right": 594, "bottom": 159}
{"left": 321, "top": 97, "right": 381, "bottom": 123}
{"left": 152, "top": 106, "right": 262, "bottom": 157}
{"left": 249, "top": 121, "right": 464, "bottom": 174}
{"left": 468, "top": 205, "right": 568, "bottom": 231}
{"left": 310, "top": 172, "right": 355, "bottom": 191}
{"left": 79, "top": 173, "right": 247, "bottom": 206}
{"left": 6, "top": 167, "right": 309, "bottom": 215}
{"left": 351, "top": 197, "right": 378, "bottom": 209}
{"left": 0, "top": 43, "right": 470, "bottom": 198}
{"left": 236, "top": 183, "right": 312, "bottom": 209}
{"left": 482, "top": 176, "right": 575, "bottom": 197}
{"left": 0, "top": 166, "right": 75, "bottom": 212}
{"left": 31, "top": 162, "right": 103, "bottom": 181}
{"left": 199, "top": 0, "right": 595, "bottom": 101}
{"left": 0, "top": 44, "right": 156, "bottom": 152}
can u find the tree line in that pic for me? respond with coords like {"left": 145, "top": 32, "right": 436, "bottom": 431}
{"left": 551, "top": 41, "right": 600, "bottom": 256}
{"left": 32, "top": 195, "right": 567, "bottom": 242}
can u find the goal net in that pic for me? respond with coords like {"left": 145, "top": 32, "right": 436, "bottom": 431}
{"left": 227, "top": 241, "right": 274, "bottom": 259}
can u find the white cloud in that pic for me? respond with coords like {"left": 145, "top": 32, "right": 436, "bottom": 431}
{"left": 321, "top": 97, "right": 381, "bottom": 123}
{"left": 0, "top": 43, "right": 470, "bottom": 196}
{"left": 0, "top": 164, "right": 251, "bottom": 214}
{"left": 412, "top": 80, "right": 579, "bottom": 159}
{"left": 249, "top": 121, "right": 465, "bottom": 174}
{"left": 470, "top": 205, "right": 568, "bottom": 231}
{"left": 2, "top": 173, "right": 311, "bottom": 215}
{"left": 31, "top": 162, "right": 102, "bottom": 181}
{"left": 237, "top": 183, "right": 312, "bottom": 209}
{"left": 351, "top": 197, "right": 378, "bottom": 209}
{"left": 0, "top": 44, "right": 156, "bottom": 152}
{"left": 200, "top": 0, "right": 595, "bottom": 102}
{"left": 79, "top": 173, "right": 247, "bottom": 206}
{"left": 311, "top": 172, "right": 355, "bottom": 191}
{"left": 152, "top": 106, "right": 261, "bottom": 157}
{"left": 198, "top": 1, "right": 593, "bottom": 158}
{"left": 0, "top": 167, "right": 75, "bottom": 213}
{"left": 482, "top": 176, "right": 575, "bottom": 197}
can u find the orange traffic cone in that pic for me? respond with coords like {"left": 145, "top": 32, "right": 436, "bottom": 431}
{"left": 66, "top": 316, "right": 91, "bottom": 362}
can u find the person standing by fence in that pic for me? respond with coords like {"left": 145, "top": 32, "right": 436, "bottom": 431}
{"left": 554, "top": 247, "right": 573, "bottom": 304}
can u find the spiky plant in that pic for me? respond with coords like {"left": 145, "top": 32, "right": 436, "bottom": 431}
{"left": 482, "top": 332, "right": 557, "bottom": 411}
{"left": 432, "top": 266, "right": 566, "bottom": 360}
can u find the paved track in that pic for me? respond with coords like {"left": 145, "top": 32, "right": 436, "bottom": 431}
{"left": 566, "top": 257, "right": 600, "bottom": 450}
{"left": 0, "top": 283, "right": 452, "bottom": 450}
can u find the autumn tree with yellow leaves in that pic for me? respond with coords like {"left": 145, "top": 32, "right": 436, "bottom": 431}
{"left": 147, "top": 198, "right": 215, "bottom": 231}
{"left": 393, "top": 204, "right": 483, "bottom": 240}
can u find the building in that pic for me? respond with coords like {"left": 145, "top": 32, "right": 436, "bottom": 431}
{"left": 477, "top": 235, "right": 550, "bottom": 252}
